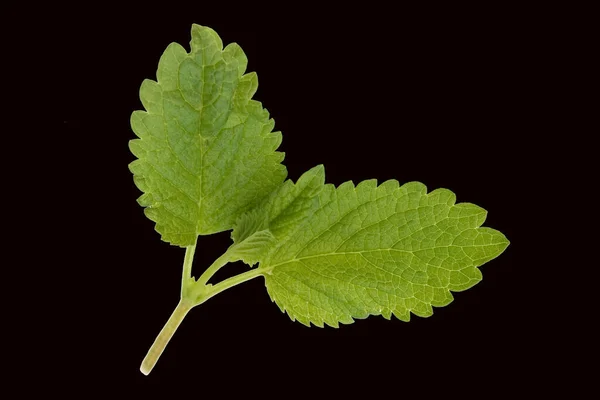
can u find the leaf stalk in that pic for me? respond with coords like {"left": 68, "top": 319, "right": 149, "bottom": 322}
{"left": 140, "top": 246, "right": 267, "bottom": 375}
{"left": 140, "top": 299, "right": 193, "bottom": 375}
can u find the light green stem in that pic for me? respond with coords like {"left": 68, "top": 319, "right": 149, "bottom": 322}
{"left": 140, "top": 248, "right": 268, "bottom": 375}
{"left": 198, "top": 266, "right": 268, "bottom": 304}
{"left": 195, "top": 251, "right": 231, "bottom": 286}
{"left": 140, "top": 299, "right": 192, "bottom": 375}
{"left": 181, "top": 243, "right": 197, "bottom": 296}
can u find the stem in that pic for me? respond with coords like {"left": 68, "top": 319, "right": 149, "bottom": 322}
{"left": 141, "top": 248, "right": 269, "bottom": 375}
{"left": 181, "top": 243, "right": 197, "bottom": 296}
{"left": 197, "top": 266, "right": 268, "bottom": 305}
{"left": 195, "top": 251, "right": 231, "bottom": 287}
{"left": 140, "top": 299, "right": 193, "bottom": 375}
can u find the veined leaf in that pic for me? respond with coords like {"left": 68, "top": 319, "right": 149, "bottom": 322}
{"left": 129, "top": 24, "right": 287, "bottom": 246}
{"left": 232, "top": 166, "right": 509, "bottom": 327}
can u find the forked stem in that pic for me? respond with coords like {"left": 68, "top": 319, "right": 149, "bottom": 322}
{"left": 140, "top": 247, "right": 269, "bottom": 375}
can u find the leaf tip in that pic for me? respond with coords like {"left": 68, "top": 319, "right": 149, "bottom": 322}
{"left": 312, "top": 164, "right": 325, "bottom": 174}
{"left": 190, "top": 23, "right": 223, "bottom": 52}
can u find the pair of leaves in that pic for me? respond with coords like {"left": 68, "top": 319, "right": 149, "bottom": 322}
{"left": 130, "top": 24, "right": 509, "bottom": 328}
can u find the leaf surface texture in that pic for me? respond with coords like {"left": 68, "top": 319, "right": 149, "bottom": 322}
{"left": 130, "top": 25, "right": 286, "bottom": 245}
{"left": 233, "top": 166, "right": 509, "bottom": 327}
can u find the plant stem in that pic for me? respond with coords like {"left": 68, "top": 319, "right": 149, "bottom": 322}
{"left": 195, "top": 251, "right": 231, "bottom": 287}
{"left": 181, "top": 243, "right": 197, "bottom": 296}
{"left": 141, "top": 250, "right": 269, "bottom": 375}
{"left": 197, "top": 266, "right": 268, "bottom": 304}
{"left": 140, "top": 299, "right": 192, "bottom": 376}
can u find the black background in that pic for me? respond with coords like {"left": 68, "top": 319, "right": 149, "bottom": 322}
{"left": 56, "top": 3, "right": 550, "bottom": 395}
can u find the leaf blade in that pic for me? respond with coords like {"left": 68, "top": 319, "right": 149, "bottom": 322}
{"left": 234, "top": 167, "right": 509, "bottom": 327}
{"left": 130, "top": 24, "right": 287, "bottom": 246}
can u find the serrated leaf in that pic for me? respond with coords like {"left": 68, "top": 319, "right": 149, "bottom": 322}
{"left": 227, "top": 230, "right": 276, "bottom": 267}
{"left": 231, "top": 208, "right": 268, "bottom": 243}
{"left": 129, "top": 24, "right": 287, "bottom": 246}
{"left": 233, "top": 166, "right": 509, "bottom": 327}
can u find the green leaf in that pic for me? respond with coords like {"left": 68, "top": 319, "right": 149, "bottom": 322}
{"left": 227, "top": 230, "right": 276, "bottom": 267}
{"left": 233, "top": 166, "right": 509, "bottom": 327}
{"left": 129, "top": 24, "right": 287, "bottom": 246}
